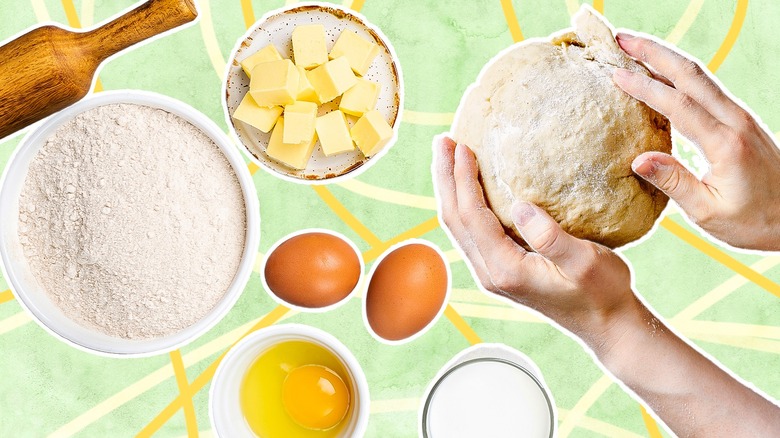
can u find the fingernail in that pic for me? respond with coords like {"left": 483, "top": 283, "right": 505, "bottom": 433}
{"left": 512, "top": 202, "right": 536, "bottom": 227}
{"left": 632, "top": 156, "right": 659, "bottom": 181}
{"left": 435, "top": 134, "right": 455, "bottom": 150}
{"left": 455, "top": 142, "right": 470, "bottom": 160}
{"left": 616, "top": 32, "right": 635, "bottom": 41}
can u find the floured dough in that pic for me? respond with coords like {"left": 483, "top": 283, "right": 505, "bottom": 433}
{"left": 452, "top": 6, "right": 671, "bottom": 248}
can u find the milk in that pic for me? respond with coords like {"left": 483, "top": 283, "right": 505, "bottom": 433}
{"left": 424, "top": 359, "right": 553, "bottom": 438}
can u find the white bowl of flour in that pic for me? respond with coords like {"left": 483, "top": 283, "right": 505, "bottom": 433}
{"left": 0, "top": 91, "right": 259, "bottom": 357}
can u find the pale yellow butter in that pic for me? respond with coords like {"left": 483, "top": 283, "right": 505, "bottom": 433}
{"left": 232, "top": 93, "right": 283, "bottom": 133}
{"left": 240, "top": 44, "right": 283, "bottom": 78}
{"left": 350, "top": 110, "right": 393, "bottom": 157}
{"left": 282, "top": 101, "right": 317, "bottom": 145}
{"left": 249, "top": 59, "right": 299, "bottom": 106}
{"left": 296, "top": 66, "right": 319, "bottom": 103}
{"left": 329, "top": 30, "right": 380, "bottom": 76}
{"left": 266, "top": 117, "right": 318, "bottom": 170}
{"left": 316, "top": 110, "right": 355, "bottom": 156}
{"left": 307, "top": 57, "right": 357, "bottom": 104}
{"left": 339, "top": 78, "right": 379, "bottom": 117}
{"left": 292, "top": 24, "right": 329, "bottom": 69}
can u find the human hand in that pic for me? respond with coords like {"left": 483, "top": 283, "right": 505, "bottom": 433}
{"left": 433, "top": 135, "right": 641, "bottom": 347}
{"left": 613, "top": 33, "right": 780, "bottom": 251}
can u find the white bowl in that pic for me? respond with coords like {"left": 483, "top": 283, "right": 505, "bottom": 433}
{"left": 209, "top": 324, "right": 370, "bottom": 437}
{"left": 223, "top": 2, "right": 404, "bottom": 184}
{"left": 0, "top": 90, "right": 260, "bottom": 357}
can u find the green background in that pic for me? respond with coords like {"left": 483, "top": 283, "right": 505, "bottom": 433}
{"left": 0, "top": 0, "right": 778, "bottom": 437}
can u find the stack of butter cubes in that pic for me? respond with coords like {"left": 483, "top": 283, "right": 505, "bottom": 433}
{"left": 232, "top": 24, "right": 394, "bottom": 171}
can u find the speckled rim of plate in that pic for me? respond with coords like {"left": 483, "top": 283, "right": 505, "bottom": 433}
{"left": 222, "top": 1, "right": 403, "bottom": 184}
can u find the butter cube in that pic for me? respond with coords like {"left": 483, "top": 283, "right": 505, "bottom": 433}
{"left": 282, "top": 101, "right": 317, "bottom": 145}
{"left": 329, "top": 30, "right": 380, "bottom": 76}
{"left": 240, "top": 44, "right": 283, "bottom": 78}
{"left": 266, "top": 117, "right": 318, "bottom": 170}
{"left": 339, "top": 78, "right": 379, "bottom": 117}
{"left": 232, "top": 93, "right": 283, "bottom": 133}
{"left": 296, "top": 66, "right": 319, "bottom": 103}
{"left": 292, "top": 25, "right": 328, "bottom": 69}
{"left": 307, "top": 57, "right": 357, "bottom": 104}
{"left": 316, "top": 111, "right": 355, "bottom": 156}
{"left": 350, "top": 110, "right": 393, "bottom": 157}
{"left": 249, "top": 59, "right": 299, "bottom": 106}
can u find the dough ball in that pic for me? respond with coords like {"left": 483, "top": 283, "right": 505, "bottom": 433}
{"left": 452, "top": 7, "right": 672, "bottom": 248}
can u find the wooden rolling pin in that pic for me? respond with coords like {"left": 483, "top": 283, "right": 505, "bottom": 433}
{"left": 0, "top": 0, "right": 197, "bottom": 139}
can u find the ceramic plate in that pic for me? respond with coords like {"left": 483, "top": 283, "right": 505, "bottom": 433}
{"left": 224, "top": 2, "right": 403, "bottom": 183}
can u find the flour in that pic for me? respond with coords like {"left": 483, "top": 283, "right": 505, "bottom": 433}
{"left": 18, "top": 103, "right": 247, "bottom": 339}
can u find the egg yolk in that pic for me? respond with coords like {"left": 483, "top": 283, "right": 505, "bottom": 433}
{"left": 282, "top": 365, "right": 350, "bottom": 430}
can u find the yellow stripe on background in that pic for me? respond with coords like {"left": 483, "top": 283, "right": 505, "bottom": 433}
{"left": 169, "top": 351, "right": 199, "bottom": 438}
{"left": 402, "top": 110, "right": 454, "bottom": 126}
{"left": 31, "top": 0, "right": 51, "bottom": 21}
{"left": 51, "top": 307, "right": 293, "bottom": 437}
{"left": 0, "top": 312, "right": 31, "bottom": 336}
{"left": 676, "top": 320, "right": 780, "bottom": 340}
{"left": 673, "top": 256, "right": 780, "bottom": 321}
{"left": 351, "top": 0, "right": 366, "bottom": 12}
{"left": 0, "top": 290, "right": 14, "bottom": 304}
{"left": 80, "top": 0, "right": 95, "bottom": 27}
{"left": 370, "top": 397, "right": 420, "bottom": 414}
{"left": 312, "top": 186, "right": 384, "bottom": 247}
{"left": 499, "top": 0, "right": 525, "bottom": 42}
{"left": 452, "top": 302, "right": 544, "bottom": 323}
{"left": 592, "top": 0, "right": 604, "bottom": 14}
{"left": 136, "top": 305, "right": 289, "bottom": 437}
{"left": 640, "top": 406, "right": 664, "bottom": 438}
{"left": 61, "top": 0, "right": 81, "bottom": 27}
{"left": 690, "top": 333, "right": 780, "bottom": 355}
{"left": 708, "top": 0, "right": 748, "bottom": 73}
{"left": 247, "top": 162, "right": 260, "bottom": 175}
{"left": 558, "top": 407, "right": 646, "bottom": 438}
{"left": 361, "top": 215, "right": 440, "bottom": 262}
{"left": 565, "top": 0, "right": 579, "bottom": 16}
{"left": 444, "top": 248, "right": 462, "bottom": 263}
{"left": 665, "top": 0, "right": 705, "bottom": 45}
{"left": 444, "top": 305, "right": 482, "bottom": 345}
{"left": 199, "top": 0, "right": 227, "bottom": 81}
{"left": 660, "top": 218, "right": 780, "bottom": 299}
{"left": 337, "top": 179, "right": 437, "bottom": 210}
{"left": 558, "top": 375, "right": 612, "bottom": 438}
{"left": 241, "top": 0, "right": 256, "bottom": 29}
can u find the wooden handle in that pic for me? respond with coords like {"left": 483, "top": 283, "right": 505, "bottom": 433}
{"left": 0, "top": 0, "right": 197, "bottom": 139}
{"left": 83, "top": 0, "right": 198, "bottom": 62}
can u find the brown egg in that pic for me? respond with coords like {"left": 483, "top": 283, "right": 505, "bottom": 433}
{"left": 264, "top": 232, "right": 361, "bottom": 308}
{"left": 366, "top": 242, "right": 449, "bottom": 341}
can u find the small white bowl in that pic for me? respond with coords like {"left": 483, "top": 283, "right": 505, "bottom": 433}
{"left": 0, "top": 90, "right": 260, "bottom": 357}
{"left": 209, "top": 324, "right": 370, "bottom": 437}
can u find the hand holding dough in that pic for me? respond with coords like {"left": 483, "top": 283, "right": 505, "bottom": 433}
{"left": 613, "top": 33, "right": 780, "bottom": 251}
{"left": 452, "top": 7, "right": 672, "bottom": 248}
